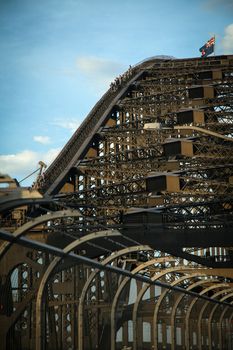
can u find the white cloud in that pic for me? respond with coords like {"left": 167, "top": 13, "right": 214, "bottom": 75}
{"left": 42, "top": 148, "right": 61, "bottom": 165}
{"left": 203, "top": 0, "right": 233, "bottom": 11}
{"left": 33, "top": 135, "right": 51, "bottom": 144}
{"left": 0, "top": 148, "right": 60, "bottom": 185}
{"left": 52, "top": 119, "right": 80, "bottom": 133}
{"left": 222, "top": 24, "right": 233, "bottom": 54}
{"left": 76, "top": 56, "right": 126, "bottom": 91}
{"left": 77, "top": 56, "right": 124, "bottom": 76}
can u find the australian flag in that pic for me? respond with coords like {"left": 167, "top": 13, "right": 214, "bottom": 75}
{"left": 199, "top": 37, "right": 215, "bottom": 57}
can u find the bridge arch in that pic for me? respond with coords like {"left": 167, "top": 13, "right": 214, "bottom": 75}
{"left": 1, "top": 54, "right": 233, "bottom": 350}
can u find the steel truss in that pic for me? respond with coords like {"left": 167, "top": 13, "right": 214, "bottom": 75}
{"left": 1, "top": 55, "right": 233, "bottom": 349}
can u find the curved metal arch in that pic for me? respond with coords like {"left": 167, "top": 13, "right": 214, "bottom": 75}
{"left": 0, "top": 267, "right": 47, "bottom": 350}
{"left": 164, "top": 278, "right": 221, "bottom": 350}
{"left": 184, "top": 284, "right": 232, "bottom": 350}
{"left": 110, "top": 256, "right": 176, "bottom": 350}
{"left": 0, "top": 197, "right": 54, "bottom": 213}
{"left": 197, "top": 288, "right": 233, "bottom": 350}
{"left": 0, "top": 249, "right": 44, "bottom": 276}
{"left": 132, "top": 265, "right": 199, "bottom": 350}
{"left": 0, "top": 209, "right": 81, "bottom": 260}
{"left": 153, "top": 274, "right": 218, "bottom": 350}
{"left": 132, "top": 267, "right": 232, "bottom": 350}
{"left": 228, "top": 311, "right": 233, "bottom": 349}
{"left": 35, "top": 229, "right": 121, "bottom": 350}
{"left": 169, "top": 270, "right": 233, "bottom": 350}
{"left": 219, "top": 299, "right": 233, "bottom": 350}
{"left": 207, "top": 291, "right": 233, "bottom": 350}
{"left": 78, "top": 244, "right": 152, "bottom": 350}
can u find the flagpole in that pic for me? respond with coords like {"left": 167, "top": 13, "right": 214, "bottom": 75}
{"left": 214, "top": 35, "right": 216, "bottom": 56}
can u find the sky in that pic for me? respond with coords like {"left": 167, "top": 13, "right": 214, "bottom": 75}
{"left": 0, "top": 0, "right": 233, "bottom": 185}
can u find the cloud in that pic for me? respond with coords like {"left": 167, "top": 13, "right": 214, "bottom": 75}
{"left": 203, "top": 0, "right": 233, "bottom": 11}
{"left": 0, "top": 148, "right": 60, "bottom": 185}
{"left": 222, "top": 24, "right": 233, "bottom": 54}
{"left": 33, "top": 135, "right": 51, "bottom": 144}
{"left": 76, "top": 56, "right": 126, "bottom": 91}
{"left": 42, "top": 148, "right": 61, "bottom": 166}
{"left": 77, "top": 56, "right": 124, "bottom": 76}
{"left": 52, "top": 119, "right": 80, "bottom": 133}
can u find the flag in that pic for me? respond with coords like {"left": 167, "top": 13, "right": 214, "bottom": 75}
{"left": 199, "top": 37, "right": 215, "bottom": 57}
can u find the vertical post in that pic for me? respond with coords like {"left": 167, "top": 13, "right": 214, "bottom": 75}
{"left": 214, "top": 35, "right": 216, "bottom": 56}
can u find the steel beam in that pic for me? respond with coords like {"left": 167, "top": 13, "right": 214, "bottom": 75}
{"left": 197, "top": 288, "right": 233, "bottom": 350}
{"left": 153, "top": 276, "right": 218, "bottom": 350}
{"left": 35, "top": 230, "right": 122, "bottom": 350}
{"left": 78, "top": 244, "right": 151, "bottom": 350}
{"left": 110, "top": 256, "right": 175, "bottom": 350}
{"left": 184, "top": 284, "right": 232, "bottom": 349}
{"left": 2, "top": 228, "right": 233, "bottom": 308}
{"left": 0, "top": 209, "right": 81, "bottom": 260}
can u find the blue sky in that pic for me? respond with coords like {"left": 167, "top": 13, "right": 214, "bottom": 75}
{"left": 0, "top": 0, "right": 233, "bottom": 185}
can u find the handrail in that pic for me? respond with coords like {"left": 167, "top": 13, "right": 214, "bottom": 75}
{"left": 42, "top": 67, "right": 145, "bottom": 195}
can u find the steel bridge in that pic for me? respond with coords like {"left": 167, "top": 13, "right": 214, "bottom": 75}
{"left": 0, "top": 55, "right": 233, "bottom": 350}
